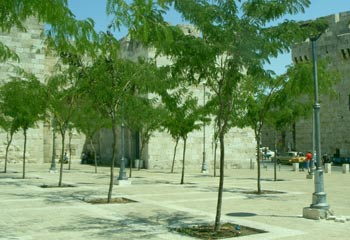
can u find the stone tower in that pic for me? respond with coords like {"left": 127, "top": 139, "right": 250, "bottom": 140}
{"left": 262, "top": 11, "right": 350, "bottom": 158}
{"left": 0, "top": 18, "right": 86, "bottom": 164}
{"left": 292, "top": 11, "right": 350, "bottom": 158}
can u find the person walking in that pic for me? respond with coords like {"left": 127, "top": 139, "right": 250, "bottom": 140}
{"left": 305, "top": 151, "right": 313, "bottom": 174}
{"left": 63, "top": 152, "right": 68, "bottom": 164}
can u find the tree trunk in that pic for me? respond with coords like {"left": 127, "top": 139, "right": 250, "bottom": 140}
{"left": 98, "top": 130, "right": 102, "bottom": 162}
{"left": 68, "top": 131, "right": 72, "bottom": 170}
{"left": 256, "top": 131, "right": 261, "bottom": 194}
{"left": 58, "top": 129, "right": 66, "bottom": 187}
{"left": 107, "top": 114, "right": 118, "bottom": 203}
{"left": 214, "top": 131, "right": 225, "bottom": 231}
{"left": 171, "top": 138, "right": 179, "bottom": 173}
{"left": 292, "top": 122, "right": 296, "bottom": 151}
{"left": 135, "top": 131, "right": 141, "bottom": 171}
{"left": 4, "top": 132, "right": 13, "bottom": 173}
{"left": 274, "top": 130, "right": 278, "bottom": 181}
{"left": 180, "top": 138, "right": 187, "bottom": 184}
{"left": 129, "top": 129, "right": 133, "bottom": 178}
{"left": 213, "top": 140, "right": 218, "bottom": 177}
{"left": 22, "top": 130, "right": 27, "bottom": 179}
{"left": 282, "top": 131, "right": 286, "bottom": 151}
{"left": 138, "top": 147, "right": 143, "bottom": 171}
{"left": 89, "top": 138, "right": 97, "bottom": 174}
{"left": 129, "top": 160, "right": 132, "bottom": 177}
{"left": 127, "top": 130, "right": 134, "bottom": 178}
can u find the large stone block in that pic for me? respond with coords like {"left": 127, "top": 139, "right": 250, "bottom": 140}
{"left": 303, "top": 207, "right": 328, "bottom": 220}
{"left": 325, "top": 163, "right": 332, "bottom": 173}
{"left": 342, "top": 164, "right": 349, "bottom": 173}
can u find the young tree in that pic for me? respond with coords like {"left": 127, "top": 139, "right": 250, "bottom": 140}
{"left": 243, "top": 54, "right": 340, "bottom": 189}
{"left": 243, "top": 72, "right": 283, "bottom": 192}
{"left": 0, "top": 116, "right": 20, "bottom": 173}
{"left": 106, "top": 0, "right": 328, "bottom": 231}
{"left": 266, "top": 58, "right": 340, "bottom": 151}
{"left": 160, "top": 89, "right": 183, "bottom": 174}
{"left": 71, "top": 96, "right": 110, "bottom": 173}
{"left": 46, "top": 52, "right": 84, "bottom": 186}
{"left": 81, "top": 30, "right": 165, "bottom": 202}
{"left": 161, "top": 87, "right": 203, "bottom": 184}
{"left": 124, "top": 96, "right": 165, "bottom": 175}
{"left": 151, "top": 0, "right": 321, "bottom": 232}
{"left": 0, "top": 69, "right": 46, "bottom": 178}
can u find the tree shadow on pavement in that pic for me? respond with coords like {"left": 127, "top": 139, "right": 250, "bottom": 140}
{"left": 9, "top": 189, "right": 107, "bottom": 204}
{"left": 47, "top": 210, "right": 199, "bottom": 239}
{"left": 227, "top": 212, "right": 301, "bottom": 219}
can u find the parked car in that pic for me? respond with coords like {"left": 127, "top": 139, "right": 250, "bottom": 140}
{"left": 276, "top": 151, "right": 302, "bottom": 165}
{"left": 259, "top": 147, "right": 275, "bottom": 159}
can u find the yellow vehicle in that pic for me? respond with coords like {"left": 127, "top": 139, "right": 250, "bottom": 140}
{"left": 276, "top": 151, "right": 304, "bottom": 165}
{"left": 289, "top": 156, "right": 306, "bottom": 163}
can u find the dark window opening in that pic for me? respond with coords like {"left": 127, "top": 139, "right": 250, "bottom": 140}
{"left": 341, "top": 49, "right": 347, "bottom": 59}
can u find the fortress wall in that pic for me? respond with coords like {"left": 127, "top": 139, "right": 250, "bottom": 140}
{"left": 0, "top": 18, "right": 86, "bottom": 165}
{"left": 263, "top": 12, "right": 350, "bottom": 157}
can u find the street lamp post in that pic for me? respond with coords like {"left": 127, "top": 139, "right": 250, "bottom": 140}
{"left": 117, "top": 103, "right": 128, "bottom": 181}
{"left": 49, "top": 118, "right": 56, "bottom": 173}
{"left": 310, "top": 110, "right": 315, "bottom": 177}
{"left": 201, "top": 83, "right": 208, "bottom": 173}
{"left": 309, "top": 35, "right": 329, "bottom": 211}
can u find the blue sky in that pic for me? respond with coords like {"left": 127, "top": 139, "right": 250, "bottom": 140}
{"left": 68, "top": 0, "right": 349, "bottom": 75}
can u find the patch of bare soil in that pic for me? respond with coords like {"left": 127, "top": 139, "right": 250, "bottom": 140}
{"left": 84, "top": 197, "right": 136, "bottom": 204}
{"left": 244, "top": 190, "right": 285, "bottom": 194}
{"left": 40, "top": 184, "right": 76, "bottom": 188}
{"left": 176, "top": 223, "right": 265, "bottom": 239}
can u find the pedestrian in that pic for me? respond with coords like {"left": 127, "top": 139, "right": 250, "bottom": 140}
{"left": 81, "top": 152, "right": 87, "bottom": 164}
{"left": 63, "top": 152, "right": 68, "bottom": 164}
{"left": 305, "top": 151, "right": 313, "bottom": 173}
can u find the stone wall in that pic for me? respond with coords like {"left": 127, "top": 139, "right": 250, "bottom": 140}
{"left": 0, "top": 18, "right": 87, "bottom": 165}
{"left": 0, "top": 20, "right": 256, "bottom": 169}
{"left": 120, "top": 24, "right": 256, "bottom": 170}
{"left": 0, "top": 18, "right": 46, "bottom": 164}
{"left": 148, "top": 126, "right": 256, "bottom": 171}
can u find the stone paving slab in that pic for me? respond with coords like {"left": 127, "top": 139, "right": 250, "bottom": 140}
{"left": 0, "top": 162, "right": 349, "bottom": 239}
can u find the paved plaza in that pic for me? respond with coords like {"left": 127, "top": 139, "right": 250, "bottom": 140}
{"left": 1, "top": 161, "right": 350, "bottom": 240}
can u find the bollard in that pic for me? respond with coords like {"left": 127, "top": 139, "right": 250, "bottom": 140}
{"left": 250, "top": 159, "right": 255, "bottom": 170}
{"left": 342, "top": 164, "right": 349, "bottom": 174}
{"left": 325, "top": 163, "right": 332, "bottom": 174}
{"left": 293, "top": 162, "right": 299, "bottom": 172}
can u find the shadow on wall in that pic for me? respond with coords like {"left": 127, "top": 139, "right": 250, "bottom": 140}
{"left": 80, "top": 128, "right": 148, "bottom": 169}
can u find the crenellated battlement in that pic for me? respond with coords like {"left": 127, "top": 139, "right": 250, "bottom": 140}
{"left": 292, "top": 11, "right": 350, "bottom": 65}
{"left": 279, "top": 11, "right": 350, "bottom": 158}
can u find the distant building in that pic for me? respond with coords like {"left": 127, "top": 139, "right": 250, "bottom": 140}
{"left": 262, "top": 11, "right": 350, "bottom": 158}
